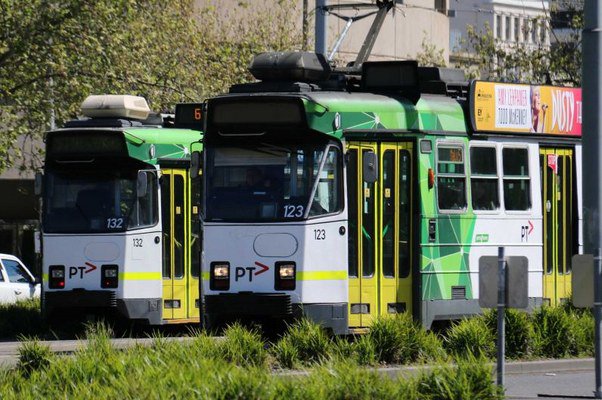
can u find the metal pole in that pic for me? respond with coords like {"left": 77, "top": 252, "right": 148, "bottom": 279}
{"left": 594, "top": 250, "right": 602, "bottom": 400}
{"left": 583, "top": 2, "right": 602, "bottom": 398}
{"left": 302, "top": 0, "right": 308, "bottom": 51}
{"left": 328, "top": 18, "right": 353, "bottom": 61}
{"left": 315, "top": 0, "right": 328, "bottom": 55}
{"left": 497, "top": 246, "right": 505, "bottom": 389}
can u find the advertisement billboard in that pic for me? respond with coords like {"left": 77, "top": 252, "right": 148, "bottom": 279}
{"left": 470, "top": 81, "right": 582, "bottom": 137}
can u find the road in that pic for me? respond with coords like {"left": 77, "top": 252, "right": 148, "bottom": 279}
{"left": 504, "top": 359, "right": 597, "bottom": 399}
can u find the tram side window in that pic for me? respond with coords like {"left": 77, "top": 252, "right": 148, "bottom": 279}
{"left": 503, "top": 148, "right": 531, "bottom": 210}
{"left": 470, "top": 146, "right": 499, "bottom": 211}
{"left": 437, "top": 145, "right": 466, "bottom": 211}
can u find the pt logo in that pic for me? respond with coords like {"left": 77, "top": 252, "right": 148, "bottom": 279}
{"left": 235, "top": 262, "right": 269, "bottom": 282}
{"left": 521, "top": 221, "right": 534, "bottom": 242}
{"left": 69, "top": 262, "right": 97, "bottom": 279}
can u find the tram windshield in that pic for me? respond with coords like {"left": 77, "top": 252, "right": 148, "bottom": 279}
{"left": 43, "top": 167, "right": 158, "bottom": 233}
{"left": 205, "top": 141, "right": 342, "bottom": 221}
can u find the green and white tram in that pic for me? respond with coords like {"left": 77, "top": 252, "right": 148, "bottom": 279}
{"left": 197, "top": 53, "right": 582, "bottom": 333}
{"left": 40, "top": 95, "right": 204, "bottom": 325}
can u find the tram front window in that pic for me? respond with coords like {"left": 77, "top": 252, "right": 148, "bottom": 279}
{"left": 43, "top": 168, "right": 158, "bottom": 233}
{"left": 205, "top": 143, "right": 342, "bottom": 221}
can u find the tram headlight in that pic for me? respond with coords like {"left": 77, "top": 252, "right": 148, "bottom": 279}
{"left": 49, "top": 265, "right": 65, "bottom": 289}
{"left": 101, "top": 265, "right": 119, "bottom": 289}
{"left": 275, "top": 262, "right": 296, "bottom": 291}
{"left": 210, "top": 262, "right": 230, "bottom": 291}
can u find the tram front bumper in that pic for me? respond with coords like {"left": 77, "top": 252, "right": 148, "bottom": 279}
{"left": 204, "top": 293, "right": 348, "bottom": 334}
{"left": 204, "top": 293, "right": 293, "bottom": 317}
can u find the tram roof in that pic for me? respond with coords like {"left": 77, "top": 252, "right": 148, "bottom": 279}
{"left": 207, "top": 90, "right": 469, "bottom": 139}
{"left": 45, "top": 126, "right": 203, "bottom": 166}
{"left": 301, "top": 91, "right": 468, "bottom": 137}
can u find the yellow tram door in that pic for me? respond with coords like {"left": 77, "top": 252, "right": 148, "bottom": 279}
{"left": 540, "top": 148, "right": 574, "bottom": 306}
{"left": 378, "top": 143, "right": 414, "bottom": 318}
{"left": 160, "top": 169, "right": 192, "bottom": 321}
{"left": 346, "top": 143, "right": 379, "bottom": 328}
{"left": 188, "top": 174, "right": 202, "bottom": 320}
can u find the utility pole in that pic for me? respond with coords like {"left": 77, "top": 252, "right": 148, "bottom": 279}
{"left": 582, "top": 1, "right": 602, "bottom": 398}
{"left": 315, "top": 0, "right": 327, "bottom": 55}
{"left": 302, "top": 0, "right": 309, "bottom": 51}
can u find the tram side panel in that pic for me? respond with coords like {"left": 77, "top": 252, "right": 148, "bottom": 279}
{"left": 417, "top": 140, "right": 543, "bottom": 327}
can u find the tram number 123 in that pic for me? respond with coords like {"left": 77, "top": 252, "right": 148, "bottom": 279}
{"left": 314, "top": 229, "right": 326, "bottom": 240}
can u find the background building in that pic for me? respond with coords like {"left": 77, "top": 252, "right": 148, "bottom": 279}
{"left": 449, "top": 0, "right": 550, "bottom": 68}
{"left": 195, "top": 0, "right": 451, "bottom": 64}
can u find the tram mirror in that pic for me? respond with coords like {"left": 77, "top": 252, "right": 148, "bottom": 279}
{"left": 363, "top": 151, "right": 378, "bottom": 183}
{"left": 190, "top": 151, "right": 202, "bottom": 179}
{"left": 137, "top": 171, "right": 148, "bottom": 198}
{"left": 572, "top": 254, "right": 594, "bottom": 308}
{"left": 34, "top": 172, "right": 43, "bottom": 196}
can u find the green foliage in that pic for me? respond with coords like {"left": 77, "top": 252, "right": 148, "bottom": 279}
{"left": 532, "top": 305, "right": 577, "bottom": 358}
{"left": 415, "top": 32, "right": 447, "bottom": 67}
{"left": 218, "top": 323, "right": 268, "bottom": 368}
{"left": 0, "top": 298, "right": 44, "bottom": 339}
{"left": 332, "top": 335, "right": 377, "bottom": 366}
{"left": 17, "top": 339, "right": 53, "bottom": 377}
{"left": 0, "top": 0, "right": 302, "bottom": 174}
{"left": 572, "top": 311, "right": 595, "bottom": 357}
{"left": 271, "top": 318, "right": 332, "bottom": 368}
{"left": 444, "top": 317, "right": 494, "bottom": 359}
{"left": 484, "top": 309, "right": 534, "bottom": 359}
{"left": 416, "top": 356, "right": 503, "bottom": 400}
{"left": 275, "top": 361, "right": 409, "bottom": 400}
{"left": 368, "top": 313, "right": 445, "bottom": 365}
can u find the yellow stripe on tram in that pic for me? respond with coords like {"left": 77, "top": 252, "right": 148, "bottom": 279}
{"left": 297, "top": 271, "right": 347, "bottom": 281}
{"left": 119, "top": 272, "right": 162, "bottom": 281}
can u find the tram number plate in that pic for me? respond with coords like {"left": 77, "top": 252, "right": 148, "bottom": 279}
{"left": 133, "top": 238, "right": 143, "bottom": 247}
{"left": 314, "top": 229, "right": 326, "bottom": 240}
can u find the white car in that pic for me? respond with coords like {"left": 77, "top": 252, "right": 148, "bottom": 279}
{"left": 0, "top": 253, "right": 41, "bottom": 304}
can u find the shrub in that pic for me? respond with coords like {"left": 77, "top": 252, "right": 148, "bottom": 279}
{"left": 17, "top": 339, "right": 53, "bottom": 377}
{"left": 271, "top": 318, "right": 332, "bottom": 368}
{"left": 445, "top": 317, "right": 494, "bottom": 359}
{"left": 332, "top": 335, "right": 377, "bottom": 366}
{"left": 368, "top": 313, "right": 445, "bottom": 364}
{"left": 416, "top": 356, "right": 502, "bottom": 400}
{"left": 532, "top": 306, "right": 576, "bottom": 358}
{"left": 276, "top": 361, "right": 403, "bottom": 400}
{"left": 81, "top": 321, "right": 115, "bottom": 357}
{"left": 484, "top": 308, "right": 534, "bottom": 359}
{"left": 572, "top": 311, "right": 594, "bottom": 357}
{"left": 219, "top": 323, "right": 268, "bottom": 368}
{"left": 0, "top": 299, "right": 45, "bottom": 339}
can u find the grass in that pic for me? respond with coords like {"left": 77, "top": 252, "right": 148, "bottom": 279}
{"left": 2, "top": 305, "right": 595, "bottom": 399}
{"left": 0, "top": 324, "right": 502, "bottom": 399}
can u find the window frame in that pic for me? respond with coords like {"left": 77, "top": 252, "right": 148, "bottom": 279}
{"left": 501, "top": 145, "right": 532, "bottom": 213}
{"left": 469, "top": 143, "right": 501, "bottom": 214}
{"left": 436, "top": 141, "right": 468, "bottom": 214}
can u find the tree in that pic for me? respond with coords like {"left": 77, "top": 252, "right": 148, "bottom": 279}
{"left": 453, "top": 1, "right": 582, "bottom": 86}
{"left": 0, "top": 0, "right": 302, "bottom": 173}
